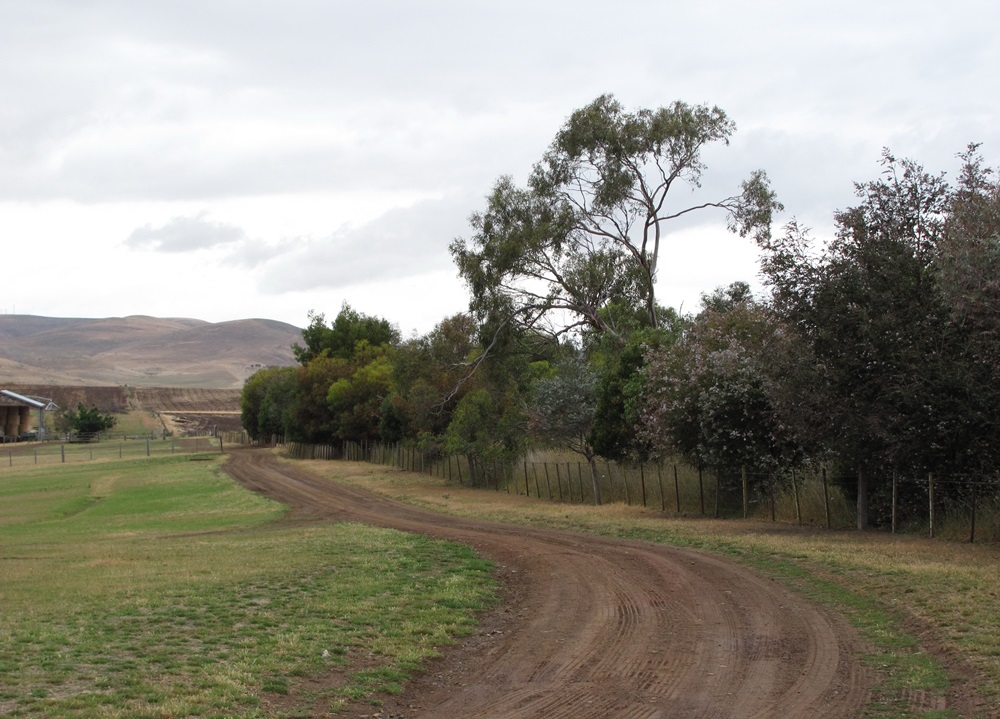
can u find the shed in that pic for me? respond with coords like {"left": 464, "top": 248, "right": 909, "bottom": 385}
{"left": 0, "top": 390, "right": 58, "bottom": 441}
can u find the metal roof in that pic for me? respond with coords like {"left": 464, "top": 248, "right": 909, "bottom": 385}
{"left": 0, "top": 390, "right": 59, "bottom": 411}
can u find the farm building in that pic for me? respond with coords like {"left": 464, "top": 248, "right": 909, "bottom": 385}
{"left": 0, "top": 390, "right": 58, "bottom": 441}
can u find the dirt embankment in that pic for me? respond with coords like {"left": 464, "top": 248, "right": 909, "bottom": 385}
{"left": 223, "top": 449, "right": 873, "bottom": 719}
{"left": 2, "top": 384, "right": 243, "bottom": 435}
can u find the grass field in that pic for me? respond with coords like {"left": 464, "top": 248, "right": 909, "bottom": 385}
{"left": 316, "top": 461, "right": 1000, "bottom": 719}
{"left": 0, "top": 455, "right": 495, "bottom": 718}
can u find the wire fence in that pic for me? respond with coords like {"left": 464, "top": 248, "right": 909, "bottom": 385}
{"left": 1, "top": 435, "right": 224, "bottom": 468}
{"left": 277, "top": 439, "right": 999, "bottom": 543}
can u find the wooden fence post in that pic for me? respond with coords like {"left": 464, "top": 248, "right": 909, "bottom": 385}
{"left": 543, "top": 463, "right": 551, "bottom": 500}
{"left": 698, "top": 466, "right": 705, "bottom": 515}
{"left": 823, "top": 466, "right": 831, "bottom": 529}
{"left": 928, "top": 472, "right": 935, "bottom": 539}
{"left": 657, "top": 464, "right": 665, "bottom": 512}
{"left": 640, "top": 464, "right": 647, "bottom": 507}
{"left": 742, "top": 465, "right": 749, "bottom": 519}
{"left": 555, "top": 463, "right": 563, "bottom": 500}
{"left": 673, "top": 464, "right": 680, "bottom": 513}
{"left": 769, "top": 472, "right": 776, "bottom": 522}
{"left": 891, "top": 469, "right": 898, "bottom": 534}
{"left": 970, "top": 479, "right": 978, "bottom": 544}
{"left": 792, "top": 469, "right": 801, "bottom": 525}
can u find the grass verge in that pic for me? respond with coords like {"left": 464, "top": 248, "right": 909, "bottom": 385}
{"left": 312, "top": 460, "right": 1000, "bottom": 719}
{"left": 0, "top": 455, "right": 495, "bottom": 718}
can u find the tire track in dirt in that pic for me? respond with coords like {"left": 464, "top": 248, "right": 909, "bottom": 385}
{"left": 223, "top": 449, "right": 871, "bottom": 718}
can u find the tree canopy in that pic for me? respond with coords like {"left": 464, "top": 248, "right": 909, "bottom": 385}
{"left": 451, "top": 94, "right": 781, "bottom": 341}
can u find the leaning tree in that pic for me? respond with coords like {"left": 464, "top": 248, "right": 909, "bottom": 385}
{"left": 451, "top": 94, "right": 781, "bottom": 341}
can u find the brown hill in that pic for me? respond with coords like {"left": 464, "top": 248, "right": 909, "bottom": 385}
{"left": 0, "top": 315, "right": 301, "bottom": 389}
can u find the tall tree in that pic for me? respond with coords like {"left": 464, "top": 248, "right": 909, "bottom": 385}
{"left": 293, "top": 303, "right": 399, "bottom": 364}
{"left": 451, "top": 94, "right": 781, "bottom": 341}
{"left": 759, "top": 150, "right": 964, "bottom": 528}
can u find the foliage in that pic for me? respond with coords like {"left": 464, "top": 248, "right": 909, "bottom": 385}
{"left": 642, "top": 283, "right": 800, "bottom": 476}
{"left": 759, "top": 147, "right": 1000, "bottom": 528}
{"left": 588, "top": 321, "right": 679, "bottom": 463}
{"left": 528, "top": 356, "right": 606, "bottom": 503}
{"left": 384, "top": 314, "right": 481, "bottom": 440}
{"left": 444, "top": 388, "right": 527, "bottom": 486}
{"left": 60, "top": 403, "right": 117, "bottom": 435}
{"left": 451, "top": 94, "right": 781, "bottom": 341}
{"left": 293, "top": 303, "right": 400, "bottom": 364}
{"left": 240, "top": 365, "right": 297, "bottom": 441}
{"left": 326, "top": 342, "right": 396, "bottom": 442}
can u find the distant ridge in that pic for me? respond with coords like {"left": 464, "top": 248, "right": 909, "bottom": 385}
{"left": 0, "top": 315, "right": 302, "bottom": 389}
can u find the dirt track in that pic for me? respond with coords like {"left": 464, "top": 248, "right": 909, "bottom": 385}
{"left": 223, "top": 449, "right": 871, "bottom": 718}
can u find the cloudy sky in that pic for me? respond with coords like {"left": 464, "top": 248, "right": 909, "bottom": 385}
{"left": 1, "top": 1, "right": 996, "bottom": 334}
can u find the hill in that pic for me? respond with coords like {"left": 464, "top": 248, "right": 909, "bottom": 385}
{"left": 0, "top": 314, "right": 301, "bottom": 389}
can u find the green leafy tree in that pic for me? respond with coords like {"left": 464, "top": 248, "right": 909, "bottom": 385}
{"left": 451, "top": 94, "right": 781, "bottom": 340}
{"left": 759, "top": 150, "right": 975, "bottom": 528}
{"left": 529, "top": 357, "right": 604, "bottom": 504}
{"left": 62, "top": 404, "right": 117, "bottom": 435}
{"left": 385, "top": 314, "right": 480, "bottom": 439}
{"left": 241, "top": 366, "right": 297, "bottom": 441}
{"left": 326, "top": 342, "right": 396, "bottom": 442}
{"left": 293, "top": 303, "right": 399, "bottom": 364}
{"left": 642, "top": 284, "right": 797, "bottom": 477}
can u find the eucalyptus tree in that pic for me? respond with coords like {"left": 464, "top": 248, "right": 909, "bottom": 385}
{"left": 451, "top": 94, "right": 781, "bottom": 342}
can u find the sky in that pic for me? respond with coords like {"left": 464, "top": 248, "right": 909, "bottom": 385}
{"left": 1, "top": 1, "right": 997, "bottom": 335}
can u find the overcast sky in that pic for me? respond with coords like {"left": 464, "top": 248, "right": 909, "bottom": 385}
{"left": 1, "top": 1, "right": 996, "bottom": 334}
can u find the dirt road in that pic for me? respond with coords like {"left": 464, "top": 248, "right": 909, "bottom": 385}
{"left": 223, "top": 449, "right": 870, "bottom": 718}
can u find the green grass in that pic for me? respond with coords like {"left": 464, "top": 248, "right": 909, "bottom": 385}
{"left": 0, "top": 455, "right": 495, "bottom": 718}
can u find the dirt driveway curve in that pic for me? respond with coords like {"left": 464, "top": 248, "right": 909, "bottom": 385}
{"left": 224, "top": 449, "right": 870, "bottom": 718}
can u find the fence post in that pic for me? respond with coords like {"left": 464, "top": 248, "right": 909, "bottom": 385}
{"left": 970, "top": 479, "right": 978, "bottom": 544}
{"left": 533, "top": 464, "right": 540, "bottom": 498}
{"left": 657, "top": 463, "right": 665, "bottom": 512}
{"left": 742, "top": 465, "right": 749, "bottom": 519}
{"left": 769, "top": 472, "right": 776, "bottom": 522}
{"left": 698, "top": 466, "right": 705, "bottom": 515}
{"left": 792, "top": 469, "right": 801, "bottom": 525}
{"left": 146, "top": 438, "right": 150, "bottom": 457}
{"left": 566, "top": 463, "right": 573, "bottom": 502}
{"left": 524, "top": 461, "right": 529, "bottom": 496}
{"left": 543, "top": 463, "right": 551, "bottom": 500}
{"left": 640, "top": 463, "right": 647, "bottom": 507}
{"left": 928, "top": 472, "right": 935, "bottom": 539}
{"left": 555, "top": 463, "right": 563, "bottom": 500}
{"left": 891, "top": 469, "right": 898, "bottom": 534}
{"left": 673, "top": 464, "right": 680, "bottom": 513}
{"left": 62, "top": 444, "right": 66, "bottom": 463}
{"left": 822, "top": 466, "right": 831, "bottom": 529}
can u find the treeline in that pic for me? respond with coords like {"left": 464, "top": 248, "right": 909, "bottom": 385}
{"left": 241, "top": 95, "right": 1000, "bottom": 531}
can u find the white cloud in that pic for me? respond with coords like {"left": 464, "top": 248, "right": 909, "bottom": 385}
{"left": 125, "top": 212, "right": 247, "bottom": 252}
{"left": 257, "top": 195, "right": 472, "bottom": 293}
{"left": 0, "top": 0, "right": 996, "bottom": 333}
